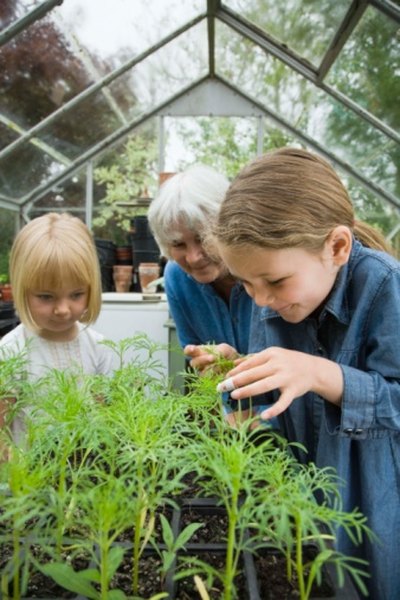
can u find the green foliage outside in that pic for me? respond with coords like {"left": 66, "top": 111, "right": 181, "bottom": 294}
{"left": 0, "top": 210, "right": 15, "bottom": 281}
{"left": 92, "top": 133, "right": 158, "bottom": 246}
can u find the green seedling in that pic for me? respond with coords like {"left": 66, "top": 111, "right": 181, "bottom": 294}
{"left": 157, "top": 513, "right": 203, "bottom": 577}
{"left": 176, "top": 425, "right": 279, "bottom": 600}
{"left": 101, "top": 333, "right": 168, "bottom": 373}
{"left": 0, "top": 442, "right": 57, "bottom": 599}
{"left": 0, "top": 336, "right": 372, "bottom": 600}
{"left": 198, "top": 343, "right": 238, "bottom": 377}
{"left": 252, "top": 459, "right": 372, "bottom": 600}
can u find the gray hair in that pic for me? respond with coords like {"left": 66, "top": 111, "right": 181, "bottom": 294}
{"left": 148, "top": 163, "right": 230, "bottom": 257}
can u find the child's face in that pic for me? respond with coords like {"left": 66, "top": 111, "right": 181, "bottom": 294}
{"left": 27, "top": 283, "right": 89, "bottom": 341}
{"left": 169, "top": 224, "right": 226, "bottom": 283}
{"left": 218, "top": 243, "right": 341, "bottom": 324}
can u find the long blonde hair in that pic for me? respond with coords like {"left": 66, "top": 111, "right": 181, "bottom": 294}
{"left": 10, "top": 213, "right": 102, "bottom": 332}
{"left": 214, "top": 147, "right": 391, "bottom": 254}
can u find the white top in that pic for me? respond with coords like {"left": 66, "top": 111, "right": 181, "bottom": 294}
{"left": 0, "top": 323, "right": 114, "bottom": 444}
{"left": 0, "top": 322, "right": 113, "bottom": 378}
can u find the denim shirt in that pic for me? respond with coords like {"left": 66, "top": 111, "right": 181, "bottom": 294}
{"left": 249, "top": 239, "right": 400, "bottom": 600}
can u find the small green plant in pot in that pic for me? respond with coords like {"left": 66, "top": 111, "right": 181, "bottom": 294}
{"left": 0, "top": 443, "right": 59, "bottom": 600}
{"left": 251, "top": 457, "right": 372, "bottom": 600}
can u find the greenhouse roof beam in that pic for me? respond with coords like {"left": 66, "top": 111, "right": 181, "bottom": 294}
{"left": 0, "top": 113, "right": 71, "bottom": 165}
{"left": 0, "top": 0, "right": 63, "bottom": 46}
{"left": 217, "top": 5, "right": 318, "bottom": 80}
{"left": 207, "top": 0, "right": 218, "bottom": 76}
{"left": 370, "top": 0, "right": 400, "bottom": 22}
{"left": 0, "top": 195, "right": 20, "bottom": 211}
{"left": 317, "top": 0, "right": 369, "bottom": 82}
{"left": 217, "top": 4, "right": 399, "bottom": 144}
{"left": 0, "top": 13, "right": 206, "bottom": 163}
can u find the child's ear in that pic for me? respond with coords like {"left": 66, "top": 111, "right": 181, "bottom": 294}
{"left": 328, "top": 226, "right": 352, "bottom": 266}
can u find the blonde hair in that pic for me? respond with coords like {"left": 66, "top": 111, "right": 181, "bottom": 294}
{"left": 214, "top": 147, "right": 391, "bottom": 254}
{"left": 10, "top": 213, "right": 102, "bottom": 332}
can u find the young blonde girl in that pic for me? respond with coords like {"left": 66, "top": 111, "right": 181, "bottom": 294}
{"left": 0, "top": 212, "right": 113, "bottom": 447}
{"left": 214, "top": 147, "right": 399, "bottom": 600}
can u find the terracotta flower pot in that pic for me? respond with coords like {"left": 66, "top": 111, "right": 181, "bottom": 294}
{"left": 113, "top": 265, "right": 133, "bottom": 293}
{"left": 138, "top": 262, "right": 160, "bottom": 293}
{"left": 0, "top": 284, "right": 13, "bottom": 302}
{"left": 159, "top": 172, "right": 176, "bottom": 186}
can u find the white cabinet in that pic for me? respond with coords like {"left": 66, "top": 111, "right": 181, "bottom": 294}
{"left": 95, "top": 293, "right": 170, "bottom": 376}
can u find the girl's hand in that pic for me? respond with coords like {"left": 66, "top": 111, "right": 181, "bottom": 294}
{"left": 216, "top": 347, "right": 343, "bottom": 419}
{"left": 184, "top": 343, "right": 238, "bottom": 374}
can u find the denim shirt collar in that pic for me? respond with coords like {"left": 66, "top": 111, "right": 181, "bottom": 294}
{"left": 259, "top": 238, "right": 363, "bottom": 326}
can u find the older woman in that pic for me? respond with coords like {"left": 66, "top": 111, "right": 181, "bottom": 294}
{"left": 148, "top": 163, "right": 274, "bottom": 427}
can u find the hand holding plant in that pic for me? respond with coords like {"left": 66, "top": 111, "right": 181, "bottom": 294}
{"left": 184, "top": 343, "right": 239, "bottom": 375}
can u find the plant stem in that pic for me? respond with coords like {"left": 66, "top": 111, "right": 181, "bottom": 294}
{"left": 12, "top": 524, "right": 20, "bottom": 600}
{"left": 224, "top": 496, "right": 239, "bottom": 600}
{"left": 100, "top": 542, "right": 109, "bottom": 600}
{"left": 132, "top": 510, "right": 142, "bottom": 595}
{"left": 295, "top": 513, "right": 306, "bottom": 600}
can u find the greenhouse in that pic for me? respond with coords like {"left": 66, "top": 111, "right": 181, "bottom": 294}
{"left": 0, "top": 1, "right": 400, "bottom": 599}
{"left": 1, "top": 0, "right": 399, "bottom": 247}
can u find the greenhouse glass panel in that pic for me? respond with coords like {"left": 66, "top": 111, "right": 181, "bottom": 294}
{"left": 216, "top": 21, "right": 399, "bottom": 203}
{"left": 55, "top": 0, "right": 204, "bottom": 72}
{"left": 0, "top": 13, "right": 95, "bottom": 128}
{"left": 0, "top": 143, "right": 66, "bottom": 201}
{"left": 0, "top": 120, "right": 18, "bottom": 151}
{"left": 31, "top": 172, "right": 87, "bottom": 212}
{"left": 0, "top": 21, "right": 208, "bottom": 202}
{"left": 27, "top": 89, "right": 131, "bottom": 160}
{"left": 223, "top": 0, "right": 352, "bottom": 66}
{"left": 216, "top": 21, "right": 314, "bottom": 125}
{"left": 1, "top": 0, "right": 42, "bottom": 25}
{"left": 326, "top": 5, "right": 400, "bottom": 131}
{"left": 105, "top": 21, "right": 208, "bottom": 120}
{"left": 162, "top": 116, "right": 261, "bottom": 174}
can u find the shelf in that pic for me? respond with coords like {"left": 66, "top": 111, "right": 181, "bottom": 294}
{"left": 115, "top": 198, "right": 152, "bottom": 208}
{"left": 101, "top": 292, "right": 166, "bottom": 303}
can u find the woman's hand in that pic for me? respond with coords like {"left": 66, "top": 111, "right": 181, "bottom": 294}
{"left": 184, "top": 343, "right": 239, "bottom": 375}
{"left": 217, "top": 346, "right": 343, "bottom": 419}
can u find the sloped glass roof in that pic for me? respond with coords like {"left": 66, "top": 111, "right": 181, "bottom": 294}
{"left": 0, "top": 0, "right": 399, "bottom": 245}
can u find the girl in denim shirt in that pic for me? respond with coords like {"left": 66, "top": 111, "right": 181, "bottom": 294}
{"left": 214, "top": 147, "right": 400, "bottom": 600}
